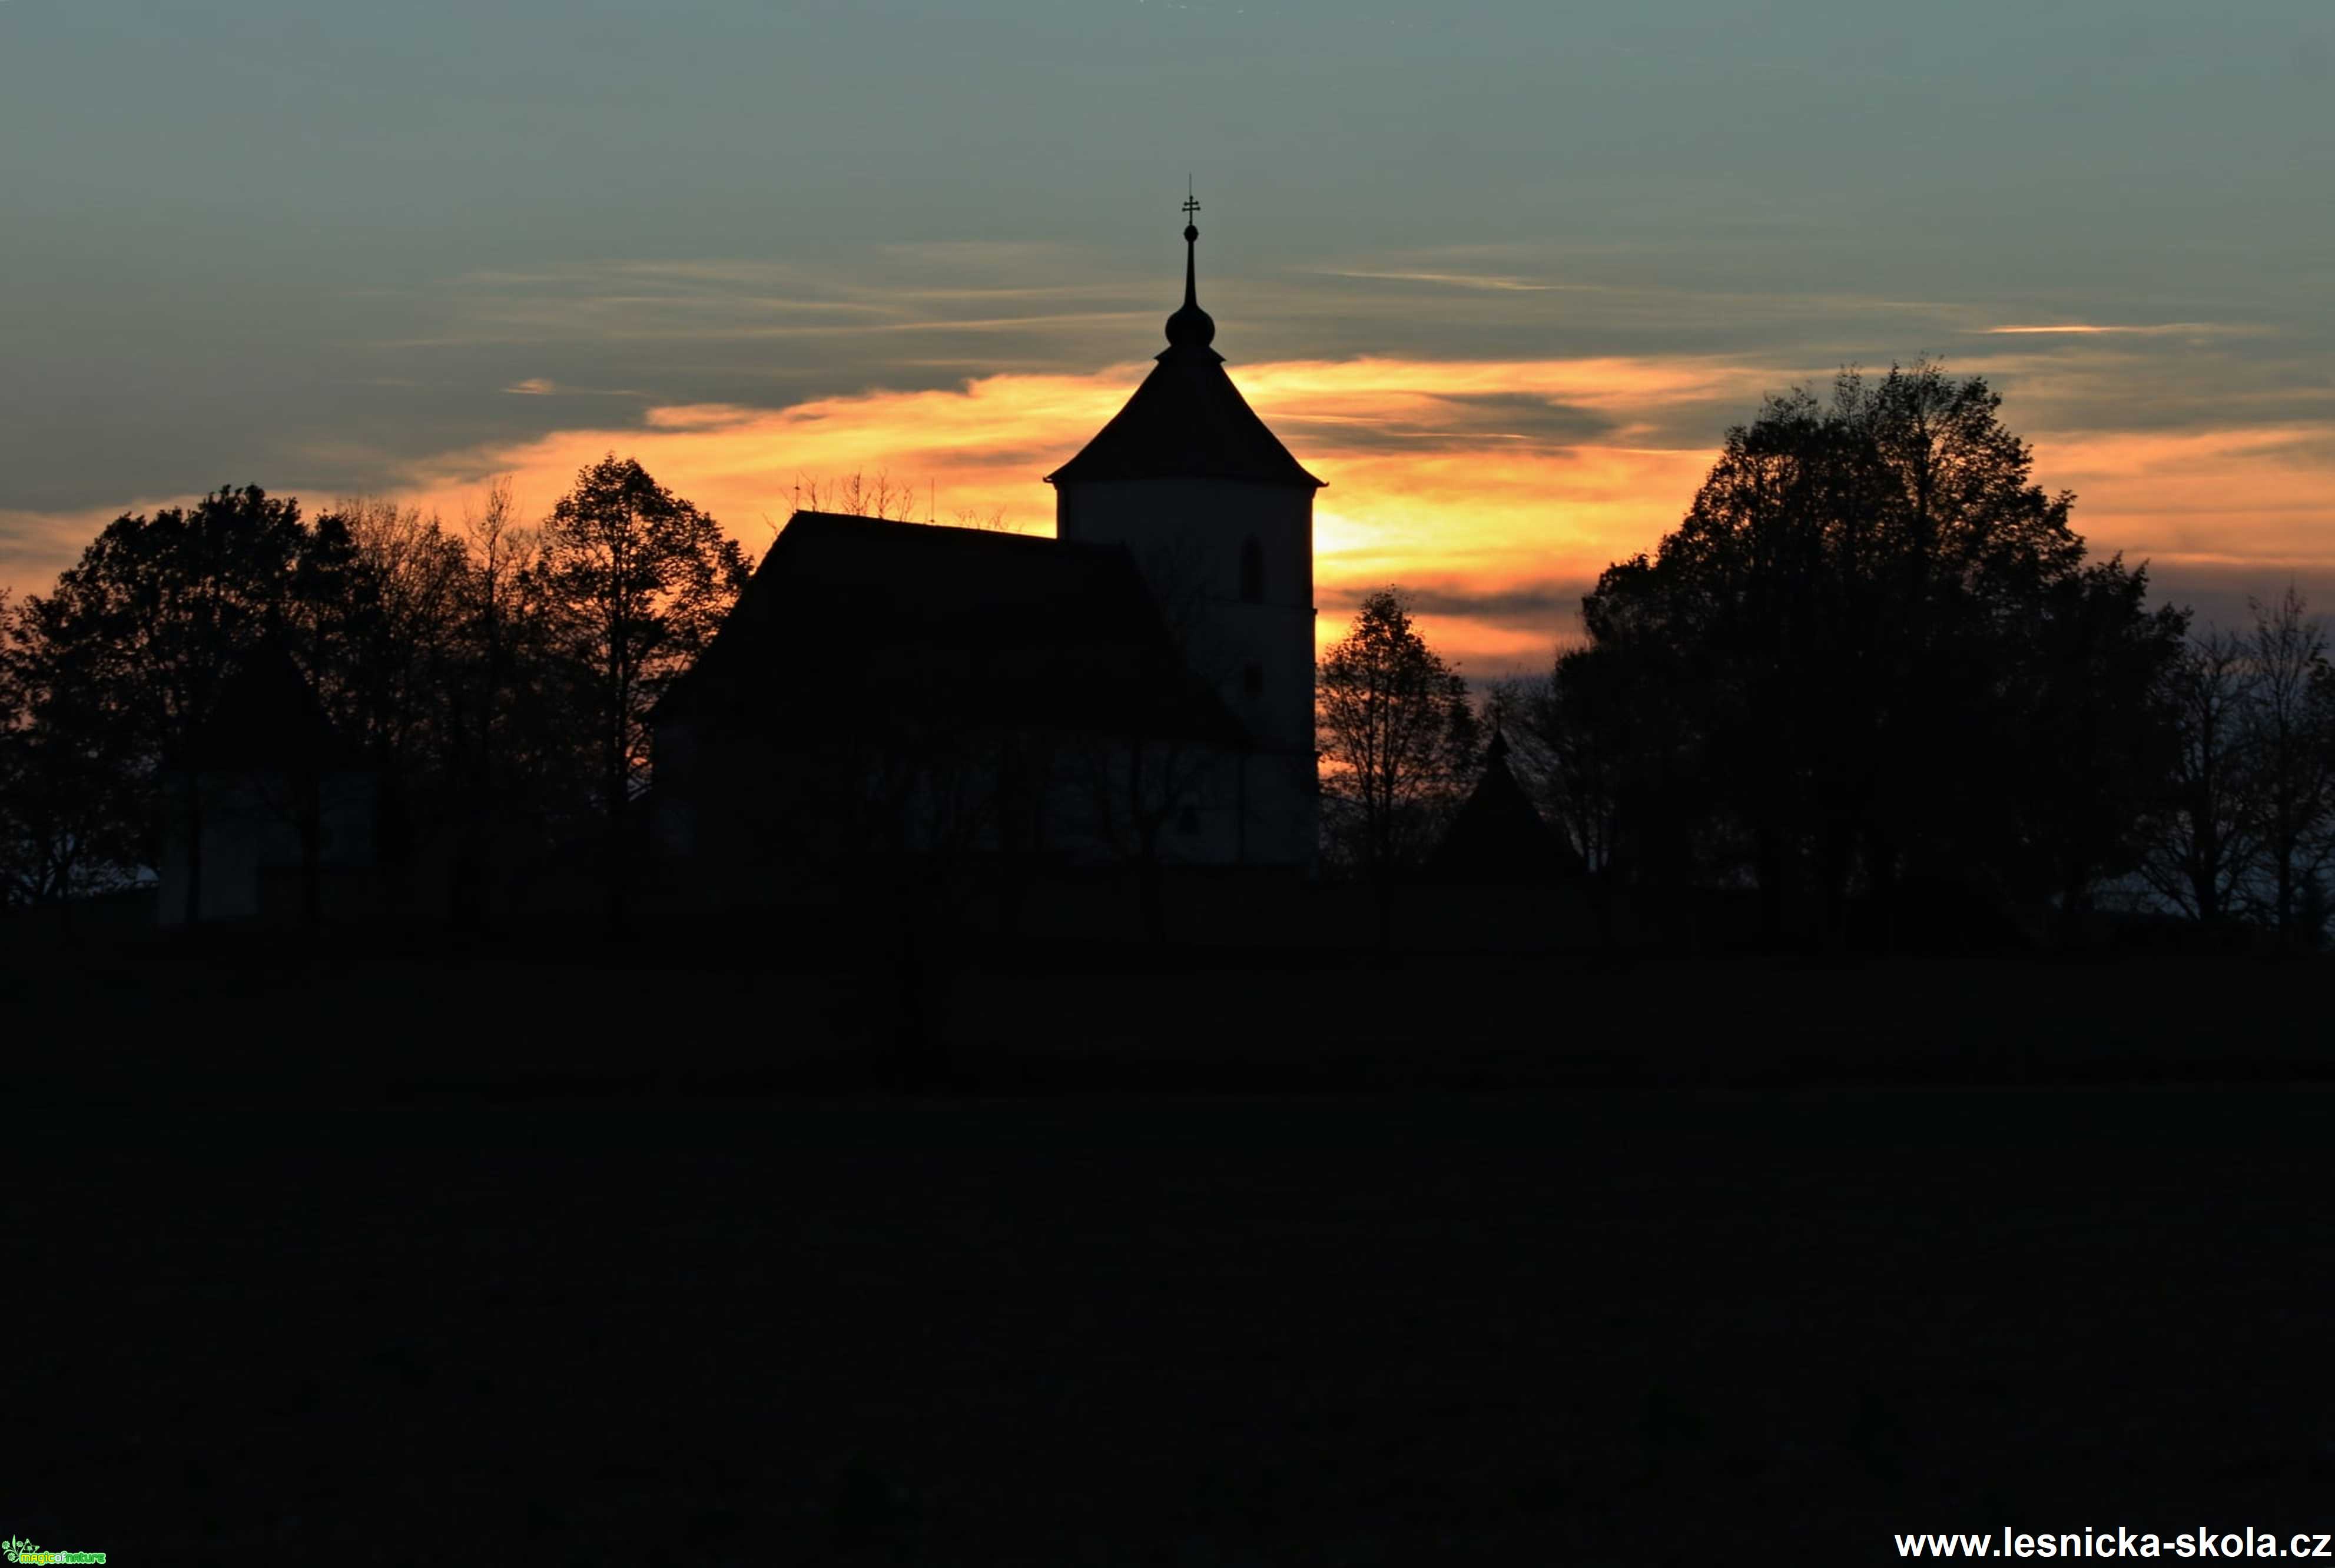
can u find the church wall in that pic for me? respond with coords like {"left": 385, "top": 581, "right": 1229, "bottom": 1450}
{"left": 1054, "top": 476, "right": 1318, "bottom": 869}
{"left": 652, "top": 712, "right": 1311, "bottom": 899}
{"left": 1027, "top": 725, "right": 1314, "bottom": 872}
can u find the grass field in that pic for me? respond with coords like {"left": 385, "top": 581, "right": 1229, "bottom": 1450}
{"left": 6, "top": 922, "right": 2333, "bottom": 1101}
{"left": 8, "top": 1086, "right": 2333, "bottom": 1564}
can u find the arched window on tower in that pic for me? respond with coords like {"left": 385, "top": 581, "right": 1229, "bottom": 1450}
{"left": 1239, "top": 536, "right": 1264, "bottom": 603}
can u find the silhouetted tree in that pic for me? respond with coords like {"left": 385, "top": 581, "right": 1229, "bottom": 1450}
{"left": 1568, "top": 361, "right": 2185, "bottom": 945}
{"left": 785, "top": 470, "right": 1018, "bottom": 535}
{"left": 0, "top": 590, "right": 18, "bottom": 897}
{"left": 2136, "top": 626, "right": 2259, "bottom": 931}
{"left": 0, "top": 588, "right": 148, "bottom": 908}
{"left": 1498, "top": 646, "right": 1638, "bottom": 879}
{"left": 1492, "top": 644, "right": 1671, "bottom": 946}
{"left": 2001, "top": 557, "right": 2189, "bottom": 940}
{"left": 438, "top": 477, "right": 592, "bottom": 919}
{"left": 791, "top": 469, "right": 926, "bottom": 524}
{"left": 540, "top": 454, "right": 748, "bottom": 926}
{"left": 292, "top": 497, "right": 477, "bottom": 867}
{"left": 1318, "top": 588, "right": 1478, "bottom": 920}
{"left": 313, "top": 501, "right": 468, "bottom": 743}
{"left": 2, "top": 473, "right": 734, "bottom": 929}
{"left": 2238, "top": 586, "right": 2335, "bottom": 946}
{"left": 21, "top": 487, "right": 324, "bottom": 921}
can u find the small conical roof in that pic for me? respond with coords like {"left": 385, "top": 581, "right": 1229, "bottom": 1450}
{"left": 185, "top": 648, "right": 361, "bottom": 772}
{"left": 1428, "top": 728, "right": 1583, "bottom": 883}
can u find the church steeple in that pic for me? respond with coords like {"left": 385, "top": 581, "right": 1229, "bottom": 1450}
{"left": 1046, "top": 191, "right": 1322, "bottom": 873}
{"left": 1163, "top": 184, "right": 1218, "bottom": 358}
{"left": 1044, "top": 191, "right": 1322, "bottom": 490}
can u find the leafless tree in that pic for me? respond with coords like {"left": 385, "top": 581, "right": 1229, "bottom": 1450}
{"left": 1491, "top": 657, "right": 1624, "bottom": 878}
{"left": 784, "top": 470, "right": 1020, "bottom": 534}
{"left": 948, "top": 503, "right": 1019, "bottom": 533}
{"left": 309, "top": 495, "right": 471, "bottom": 815}
{"left": 2238, "top": 585, "right": 2335, "bottom": 945}
{"left": 790, "top": 469, "right": 925, "bottom": 523}
{"left": 456, "top": 477, "right": 537, "bottom": 784}
{"left": 2137, "top": 626, "right": 2258, "bottom": 928}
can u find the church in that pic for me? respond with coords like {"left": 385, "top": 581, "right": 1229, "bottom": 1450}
{"left": 646, "top": 207, "right": 1325, "bottom": 899}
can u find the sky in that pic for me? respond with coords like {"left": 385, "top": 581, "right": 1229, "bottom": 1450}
{"left": 2, "top": 0, "right": 2330, "bottom": 675}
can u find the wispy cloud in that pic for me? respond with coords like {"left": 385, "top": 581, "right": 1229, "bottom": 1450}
{"left": 1978, "top": 322, "right": 2260, "bottom": 337}
{"left": 1319, "top": 576, "right": 1594, "bottom": 629}
{"left": 1310, "top": 268, "right": 1587, "bottom": 294}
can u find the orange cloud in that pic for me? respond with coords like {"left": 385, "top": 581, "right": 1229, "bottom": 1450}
{"left": 2029, "top": 424, "right": 2335, "bottom": 570}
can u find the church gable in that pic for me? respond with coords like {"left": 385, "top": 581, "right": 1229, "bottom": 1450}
{"left": 659, "top": 511, "right": 1245, "bottom": 746}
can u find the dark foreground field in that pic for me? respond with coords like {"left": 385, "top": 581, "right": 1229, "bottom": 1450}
{"left": 8, "top": 1087, "right": 2334, "bottom": 1564}
{"left": 7, "top": 920, "right": 2334, "bottom": 1101}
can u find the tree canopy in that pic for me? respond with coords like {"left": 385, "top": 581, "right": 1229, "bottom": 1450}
{"left": 1541, "top": 361, "right": 2189, "bottom": 941}
{"left": 1317, "top": 587, "right": 1478, "bottom": 881}
{"left": 542, "top": 454, "right": 749, "bottom": 828}
{"left": 0, "top": 460, "right": 746, "bottom": 922}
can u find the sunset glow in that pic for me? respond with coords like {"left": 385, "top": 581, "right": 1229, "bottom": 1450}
{"left": 7, "top": 348, "right": 2331, "bottom": 678}
{"left": 376, "top": 354, "right": 1730, "bottom": 665}
{"left": 360, "top": 356, "right": 2335, "bottom": 675}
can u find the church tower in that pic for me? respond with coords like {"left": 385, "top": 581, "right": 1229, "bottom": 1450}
{"left": 1046, "top": 197, "right": 1324, "bottom": 869}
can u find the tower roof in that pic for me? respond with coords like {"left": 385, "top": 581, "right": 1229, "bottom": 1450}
{"left": 1046, "top": 205, "right": 1325, "bottom": 491}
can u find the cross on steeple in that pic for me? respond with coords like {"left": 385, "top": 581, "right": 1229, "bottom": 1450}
{"left": 1165, "top": 179, "right": 1215, "bottom": 353}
